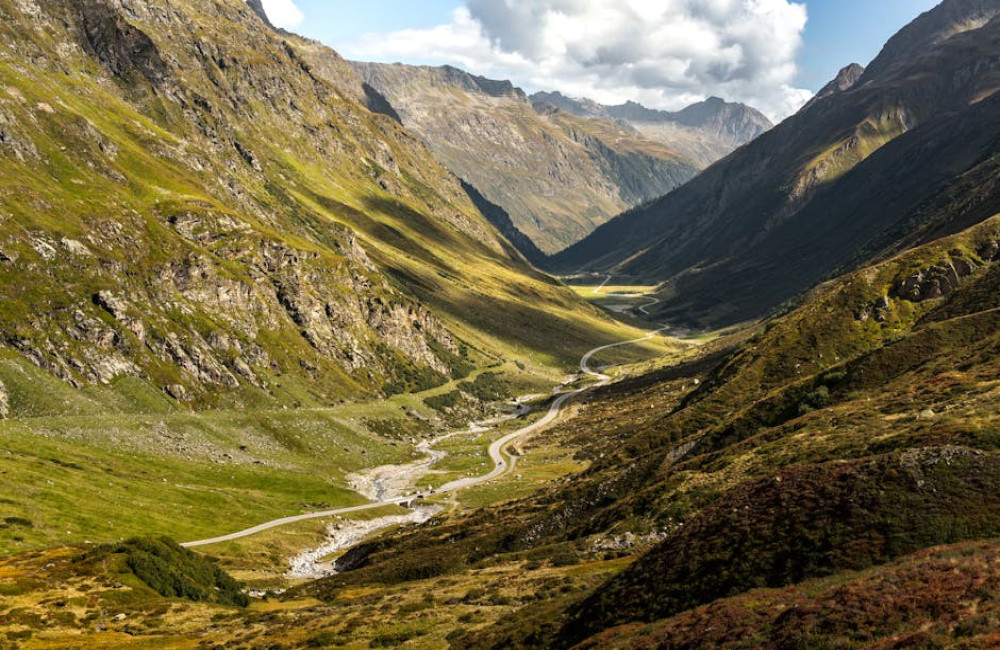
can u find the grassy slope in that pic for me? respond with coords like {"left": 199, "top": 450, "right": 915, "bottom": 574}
{"left": 8, "top": 2, "right": 1000, "bottom": 648}
{"left": 2, "top": 219, "right": 999, "bottom": 649}
{"left": 581, "top": 540, "right": 1000, "bottom": 649}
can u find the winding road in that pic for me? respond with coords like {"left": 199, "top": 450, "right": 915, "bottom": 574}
{"left": 181, "top": 328, "right": 666, "bottom": 549}
{"left": 591, "top": 275, "right": 662, "bottom": 317}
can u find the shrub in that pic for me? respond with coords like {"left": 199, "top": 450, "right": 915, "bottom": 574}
{"left": 85, "top": 537, "right": 249, "bottom": 607}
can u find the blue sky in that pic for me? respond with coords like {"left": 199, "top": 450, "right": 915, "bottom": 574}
{"left": 262, "top": 0, "right": 943, "bottom": 118}
{"left": 797, "top": 0, "right": 940, "bottom": 89}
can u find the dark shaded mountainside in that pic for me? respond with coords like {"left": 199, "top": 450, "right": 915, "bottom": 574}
{"left": 0, "top": 0, "right": 618, "bottom": 414}
{"left": 349, "top": 61, "right": 770, "bottom": 255}
{"left": 551, "top": 0, "right": 1000, "bottom": 328}
{"left": 299, "top": 203, "right": 1000, "bottom": 649}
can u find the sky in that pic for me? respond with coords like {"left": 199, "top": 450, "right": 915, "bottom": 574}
{"left": 257, "top": 0, "right": 942, "bottom": 121}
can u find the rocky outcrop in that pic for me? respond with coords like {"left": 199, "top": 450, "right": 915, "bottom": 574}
{"left": 74, "top": 0, "right": 167, "bottom": 83}
{"left": 0, "top": 103, "right": 37, "bottom": 162}
{"left": 855, "top": 246, "right": 995, "bottom": 322}
{"left": 893, "top": 252, "right": 978, "bottom": 302}
{"left": 0, "top": 380, "right": 8, "bottom": 419}
{"left": 804, "top": 63, "right": 866, "bottom": 110}
{"left": 244, "top": 0, "right": 274, "bottom": 29}
{"left": 978, "top": 238, "right": 1000, "bottom": 262}
{"left": 855, "top": 295, "right": 893, "bottom": 323}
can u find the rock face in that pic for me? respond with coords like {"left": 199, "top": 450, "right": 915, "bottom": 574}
{"left": 0, "top": 0, "right": 586, "bottom": 408}
{"left": 348, "top": 62, "right": 708, "bottom": 254}
{"left": 75, "top": 0, "right": 167, "bottom": 83}
{"left": 894, "top": 253, "right": 979, "bottom": 302}
{"left": 551, "top": 0, "right": 1000, "bottom": 327}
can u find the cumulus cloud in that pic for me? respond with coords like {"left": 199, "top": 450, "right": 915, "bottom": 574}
{"left": 260, "top": 0, "right": 304, "bottom": 29}
{"left": 344, "top": 0, "right": 813, "bottom": 121}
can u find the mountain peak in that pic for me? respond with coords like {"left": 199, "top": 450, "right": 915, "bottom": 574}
{"left": 835, "top": 63, "right": 866, "bottom": 88}
{"left": 526, "top": 92, "right": 772, "bottom": 166}
{"left": 529, "top": 91, "right": 609, "bottom": 118}
{"left": 244, "top": 0, "right": 274, "bottom": 29}
{"left": 803, "top": 63, "right": 865, "bottom": 109}
{"left": 436, "top": 65, "right": 527, "bottom": 100}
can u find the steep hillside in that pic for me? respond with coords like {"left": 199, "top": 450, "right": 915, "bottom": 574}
{"left": 578, "top": 540, "right": 1000, "bottom": 649}
{"left": 533, "top": 92, "right": 773, "bottom": 166}
{"left": 350, "top": 62, "right": 703, "bottom": 254}
{"left": 551, "top": 0, "right": 1000, "bottom": 328}
{"left": 0, "top": 0, "right": 631, "bottom": 412}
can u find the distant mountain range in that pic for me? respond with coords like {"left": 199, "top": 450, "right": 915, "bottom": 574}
{"left": 531, "top": 92, "right": 772, "bottom": 166}
{"left": 350, "top": 62, "right": 771, "bottom": 254}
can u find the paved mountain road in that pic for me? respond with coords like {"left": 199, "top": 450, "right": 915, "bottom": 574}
{"left": 181, "top": 329, "right": 666, "bottom": 549}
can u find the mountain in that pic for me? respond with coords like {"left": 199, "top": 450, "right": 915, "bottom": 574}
{"left": 350, "top": 62, "right": 721, "bottom": 255}
{"left": 0, "top": 0, "right": 626, "bottom": 413}
{"left": 533, "top": 92, "right": 774, "bottom": 166}
{"left": 550, "top": 0, "right": 1000, "bottom": 328}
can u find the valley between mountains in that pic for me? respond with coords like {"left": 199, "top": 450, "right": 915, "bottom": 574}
{"left": 3, "top": 0, "right": 1000, "bottom": 648}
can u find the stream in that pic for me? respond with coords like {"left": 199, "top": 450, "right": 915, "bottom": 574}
{"left": 288, "top": 397, "right": 538, "bottom": 579}
{"left": 287, "top": 505, "right": 443, "bottom": 579}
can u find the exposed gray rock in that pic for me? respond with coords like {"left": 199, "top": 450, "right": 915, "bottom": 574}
{"left": 75, "top": 0, "right": 168, "bottom": 83}
{"left": 244, "top": 0, "right": 274, "bottom": 29}
{"left": 978, "top": 239, "right": 1000, "bottom": 262}
{"left": 856, "top": 295, "right": 893, "bottom": 323}
{"left": 0, "top": 380, "right": 9, "bottom": 419}
{"left": 165, "top": 384, "right": 188, "bottom": 401}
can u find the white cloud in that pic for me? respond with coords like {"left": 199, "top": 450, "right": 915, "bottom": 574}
{"left": 344, "top": 0, "right": 814, "bottom": 121}
{"left": 260, "top": 0, "right": 304, "bottom": 29}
